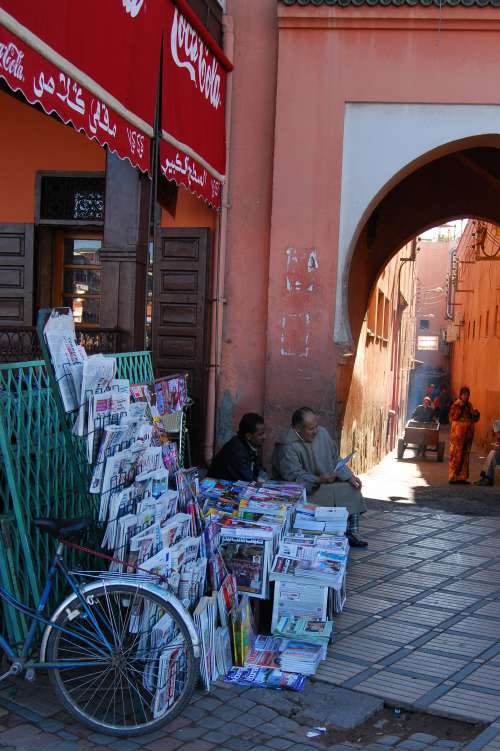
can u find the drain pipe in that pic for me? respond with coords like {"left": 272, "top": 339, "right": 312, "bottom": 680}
{"left": 390, "top": 238, "right": 417, "bottom": 441}
{"left": 446, "top": 247, "right": 457, "bottom": 321}
{"left": 203, "top": 8, "right": 234, "bottom": 466}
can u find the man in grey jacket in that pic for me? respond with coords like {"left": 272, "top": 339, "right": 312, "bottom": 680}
{"left": 272, "top": 406, "right": 368, "bottom": 547}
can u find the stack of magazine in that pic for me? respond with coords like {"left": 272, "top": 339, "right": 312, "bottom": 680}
{"left": 199, "top": 478, "right": 305, "bottom": 601}
{"left": 279, "top": 641, "right": 324, "bottom": 676}
{"left": 274, "top": 617, "right": 333, "bottom": 656}
{"left": 270, "top": 533, "right": 348, "bottom": 589}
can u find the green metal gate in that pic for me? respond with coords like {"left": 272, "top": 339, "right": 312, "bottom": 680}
{"left": 0, "top": 352, "right": 154, "bottom": 648}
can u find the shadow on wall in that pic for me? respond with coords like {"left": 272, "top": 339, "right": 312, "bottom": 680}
{"left": 215, "top": 390, "right": 236, "bottom": 454}
{"left": 343, "top": 407, "right": 390, "bottom": 476}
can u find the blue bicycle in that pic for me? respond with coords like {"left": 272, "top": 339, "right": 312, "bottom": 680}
{"left": 0, "top": 517, "right": 199, "bottom": 737}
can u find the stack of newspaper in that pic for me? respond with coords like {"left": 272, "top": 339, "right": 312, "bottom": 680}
{"left": 243, "top": 633, "right": 325, "bottom": 678}
{"left": 294, "top": 503, "right": 349, "bottom": 536}
{"left": 273, "top": 617, "right": 333, "bottom": 656}
{"left": 279, "top": 641, "right": 324, "bottom": 676}
{"left": 272, "top": 580, "right": 329, "bottom": 630}
{"left": 193, "top": 594, "right": 218, "bottom": 691}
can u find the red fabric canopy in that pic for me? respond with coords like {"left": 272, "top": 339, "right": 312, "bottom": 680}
{"left": 0, "top": 0, "right": 164, "bottom": 172}
{"left": 160, "top": 0, "right": 230, "bottom": 208}
{"left": 0, "top": 0, "right": 231, "bottom": 204}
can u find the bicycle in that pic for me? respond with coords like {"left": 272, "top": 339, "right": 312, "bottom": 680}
{"left": 0, "top": 517, "right": 200, "bottom": 737}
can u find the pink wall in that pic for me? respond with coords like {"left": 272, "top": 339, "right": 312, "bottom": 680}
{"left": 216, "top": 0, "right": 278, "bottom": 445}
{"left": 222, "top": 2, "right": 500, "bottom": 457}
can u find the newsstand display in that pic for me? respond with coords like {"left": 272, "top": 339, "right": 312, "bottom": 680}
{"left": 3, "top": 307, "right": 351, "bottom": 705}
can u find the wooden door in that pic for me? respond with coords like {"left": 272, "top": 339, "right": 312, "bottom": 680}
{"left": 153, "top": 228, "right": 211, "bottom": 463}
{"left": 0, "top": 224, "right": 34, "bottom": 326}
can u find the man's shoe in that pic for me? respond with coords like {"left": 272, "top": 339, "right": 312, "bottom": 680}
{"left": 475, "top": 477, "right": 493, "bottom": 486}
{"left": 348, "top": 534, "right": 368, "bottom": 548}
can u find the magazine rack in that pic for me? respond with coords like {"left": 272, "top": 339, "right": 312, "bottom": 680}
{"left": 161, "top": 396, "right": 192, "bottom": 468}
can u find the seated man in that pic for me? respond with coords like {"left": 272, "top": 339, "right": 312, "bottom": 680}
{"left": 208, "top": 412, "right": 266, "bottom": 482}
{"left": 412, "top": 396, "right": 435, "bottom": 423}
{"left": 272, "top": 407, "right": 367, "bottom": 547}
{"left": 475, "top": 420, "right": 500, "bottom": 487}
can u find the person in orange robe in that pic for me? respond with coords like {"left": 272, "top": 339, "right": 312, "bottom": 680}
{"left": 448, "top": 387, "right": 477, "bottom": 484}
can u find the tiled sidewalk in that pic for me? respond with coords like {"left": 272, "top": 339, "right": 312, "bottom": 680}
{"left": 318, "top": 509, "right": 500, "bottom": 726}
{"left": 2, "top": 506, "right": 500, "bottom": 751}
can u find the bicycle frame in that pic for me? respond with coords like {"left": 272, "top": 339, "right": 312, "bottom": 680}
{"left": 0, "top": 542, "right": 113, "bottom": 671}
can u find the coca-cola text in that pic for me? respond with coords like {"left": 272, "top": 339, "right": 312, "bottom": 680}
{"left": 0, "top": 41, "right": 24, "bottom": 82}
{"left": 170, "top": 8, "right": 221, "bottom": 110}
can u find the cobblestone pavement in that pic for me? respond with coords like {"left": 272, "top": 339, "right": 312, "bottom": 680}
{"left": 0, "top": 672, "right": 489, "bottom": 751}
{"left": 2, "top": 500, "right": 500, "bottom": 750}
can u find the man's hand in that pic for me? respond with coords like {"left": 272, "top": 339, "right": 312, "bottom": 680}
{"left": 317, "top": 473, "right": 337, "bottom": 485}
{"left": 349, "top": 476, "right": 362, "bottom": 490}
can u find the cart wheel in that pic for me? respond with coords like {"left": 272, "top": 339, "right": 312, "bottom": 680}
{"left": 437, "top": 441, "right": 445, "bottom": 462}
{"left": 397, "top": 439, "right": 405, "bottom": 460}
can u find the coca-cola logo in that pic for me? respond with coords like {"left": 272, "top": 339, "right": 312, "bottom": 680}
{"left": 170, "top": 8, "right": 222, "bottom": 110}
{"left": 0, "top": 42, "right": 24, "bottom": 81}
{"left": 122, "top": 0, "right": 144, "bottom": 18}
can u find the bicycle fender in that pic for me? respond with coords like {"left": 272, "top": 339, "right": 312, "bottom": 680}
{"left": 39, "top": 578, "right": 201, "bottom": 662}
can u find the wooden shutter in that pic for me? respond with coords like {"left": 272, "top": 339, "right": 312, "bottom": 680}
{"left": 153, "top": 228, "right": 211, "bottom": 461}
{"left": 0, "top": 224, "right": 34, "bottom": 326}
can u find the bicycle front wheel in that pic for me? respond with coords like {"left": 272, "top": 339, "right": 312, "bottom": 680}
{"left": 46, "top": 580, "right": 198, "bottom": 737}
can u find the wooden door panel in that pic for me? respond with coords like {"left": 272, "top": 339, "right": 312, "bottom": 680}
{"left": 160, "top": 269, "right": 199, "bottom": 293}
{"left": 153, "top": 228, "right": 211, "bottom": 463}
{"left": 159, "top": 302, "right": 198, "bottom": 326}
{"left": 0, "top": 224, "right": 34, "bottom": 326}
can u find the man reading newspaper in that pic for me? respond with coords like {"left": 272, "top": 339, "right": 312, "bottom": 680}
{"left": 272, "top": 407, "right": 367, "bottom": 547}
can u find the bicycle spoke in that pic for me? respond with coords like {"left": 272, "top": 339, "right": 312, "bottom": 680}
{"left": 49, "top": 584, "right": 195, "bottom": 733}
{"left": 67, "top": 664, "right": 113, "bottom": 697}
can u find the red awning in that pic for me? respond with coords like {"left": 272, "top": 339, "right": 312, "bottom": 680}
{"left": 160, "top": 0, "right": 232, "bottom": 209}
{"left": 0, "top": 0, "right": 164, "bottom": 173}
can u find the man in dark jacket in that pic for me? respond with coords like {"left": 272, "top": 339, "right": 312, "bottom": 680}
{"left": 412, "top": 396, "right": 436, "bottom": 423}
{"left": 208, "top": 413, "right": 266, "bottom": 482}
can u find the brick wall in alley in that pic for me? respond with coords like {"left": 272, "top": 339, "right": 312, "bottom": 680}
{"left": 341, "top": 242, "right": 416, "bottom": 475}
{"left": 449, "top": 220, "right": 500, "bottom": 451}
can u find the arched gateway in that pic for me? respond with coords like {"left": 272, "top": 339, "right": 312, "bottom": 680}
{"left": 219, "top": 0, "right": 500, "bottom": 446}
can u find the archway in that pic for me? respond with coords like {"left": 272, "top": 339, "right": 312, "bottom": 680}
{"left": 337, "top": 144, "right": 500, "bottom": 422}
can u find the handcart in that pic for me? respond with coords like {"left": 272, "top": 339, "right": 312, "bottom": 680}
{"left": 397, "top": 420, "right": 445, "bottom": 462}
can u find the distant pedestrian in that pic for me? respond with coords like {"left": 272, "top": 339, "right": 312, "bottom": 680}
{"left": 433, "top": 385, "right": 450, "bottom": 424}
{"left": 432, "top": 384, "right": 441, "bottom": 401}
{"left": 448, "top": 387, "right": 480, "bottom": 485}
{"left": 412, "top": 396, "right": 435, "bottom": 423}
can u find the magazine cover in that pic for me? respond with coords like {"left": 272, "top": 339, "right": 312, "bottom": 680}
{"left": 224, "top": 666, "right": 306, "bottom": 692}
{"left": 217, "top": 574, "right": 238, "bottom": 627}
{"left": 220, "top": 536, "right": 269, "bottom": 599}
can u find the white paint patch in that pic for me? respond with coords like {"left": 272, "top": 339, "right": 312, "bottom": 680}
{"left": 286, "top": 246, "right": 318, "bottom": 293}
{"left": 307, "top": 249, "right": 319, "bottom": 272}
{"left": 280, "top": 313, "right": 311, "bottom": 357}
